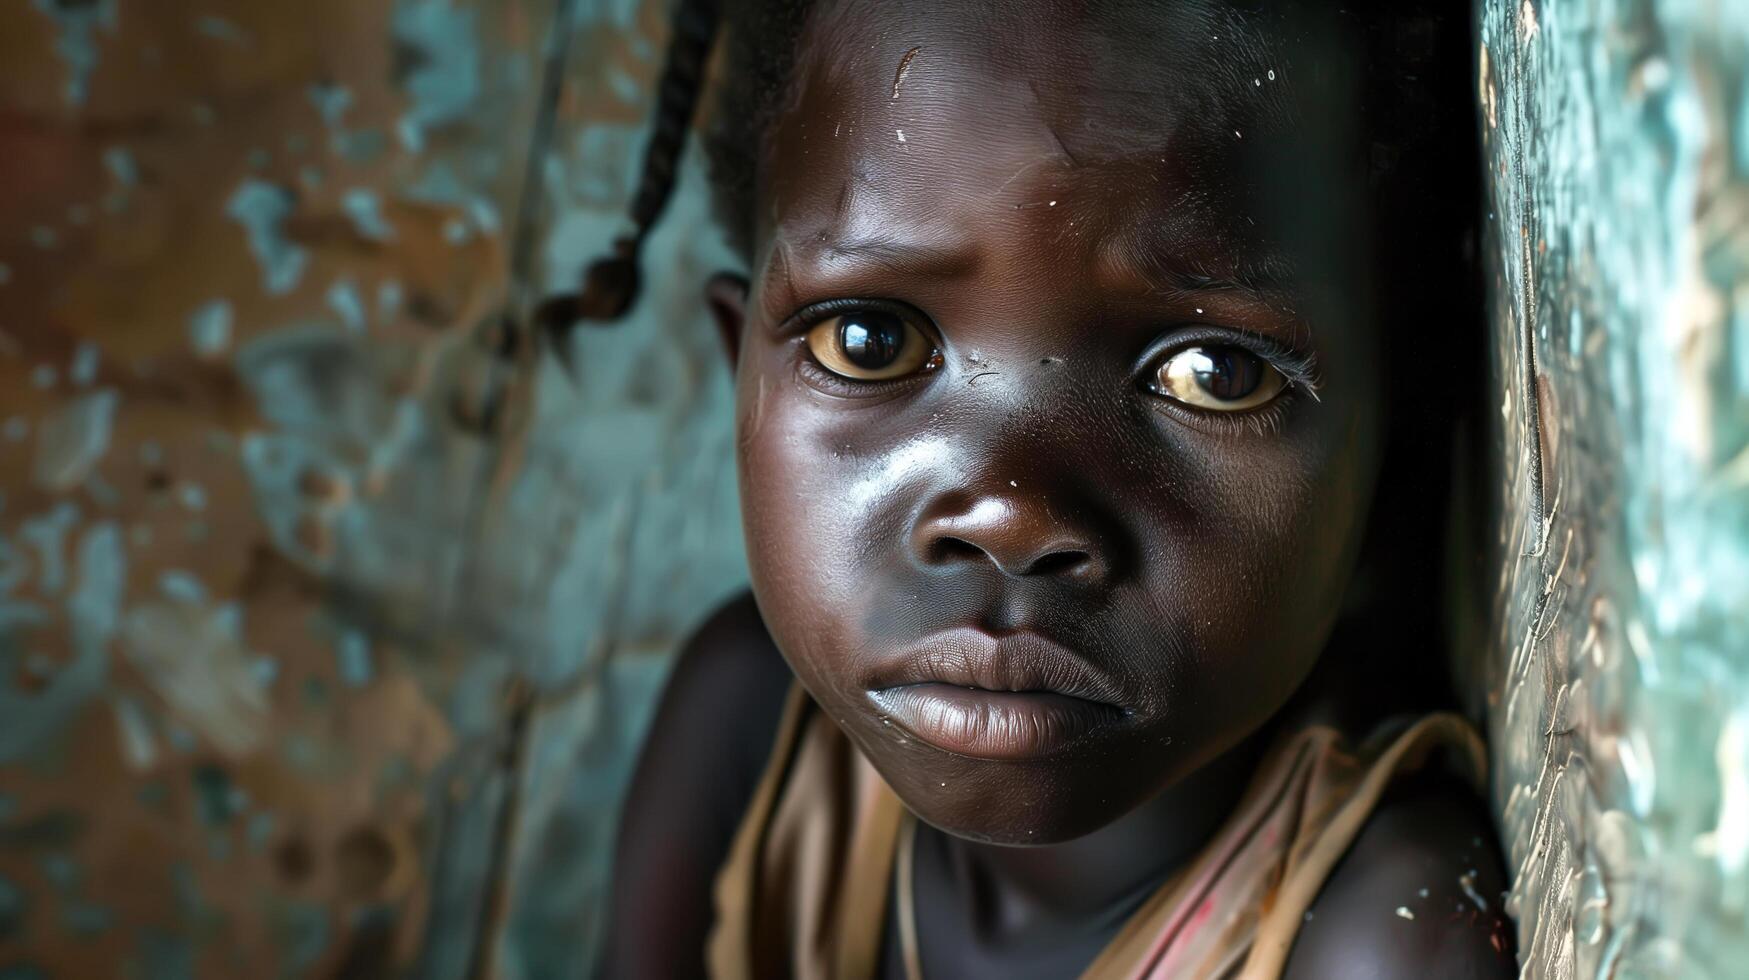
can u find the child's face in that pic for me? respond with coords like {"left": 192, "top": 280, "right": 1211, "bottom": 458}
{"left": 721, "top": 0, "right": 1383, "bottom": 844}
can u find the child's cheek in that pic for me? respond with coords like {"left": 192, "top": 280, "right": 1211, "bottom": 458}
{"left": 1125, "top": 394, "right": 1380, "bottom": 723}
{"left": 732, "top": 345, "right": 886, "bottom": 695}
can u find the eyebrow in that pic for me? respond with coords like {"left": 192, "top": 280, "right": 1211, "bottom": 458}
{"left": 803, "top": 232, "right": 983, "bottom": 280}
{"left": 1141, "top": 256, "right": 1298, "bottom": 299}
{"left": 768, "top": 221, "right": 1297, "bottom": 309}
{"left": 1104, "top": 221, "right": 1299, "bottom": 303}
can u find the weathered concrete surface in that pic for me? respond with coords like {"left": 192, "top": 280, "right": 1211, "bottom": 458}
{"left": 0, "top": 0, "right": 744, "bottom": 976}
{"left": 1467, "top": 1, "right": 1749, "bottom": 976}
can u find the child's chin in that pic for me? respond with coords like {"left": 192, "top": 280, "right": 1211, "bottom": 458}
{"left": 879, "top": 754, "right": 1169, "bottom": 847}
{"left": 904, "top": 795, "right": 1133, "bottom": 847}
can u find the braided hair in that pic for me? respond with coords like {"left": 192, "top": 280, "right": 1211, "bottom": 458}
{"left": 534, "top": 0, "right": 735, "bottom": 340}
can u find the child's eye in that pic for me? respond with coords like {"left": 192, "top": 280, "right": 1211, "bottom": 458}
{"left": 1148, "top": 345, "right": 1286, "bottom": 411}
{"left": 805, "top": 311, "right": 942, "bottom": 381}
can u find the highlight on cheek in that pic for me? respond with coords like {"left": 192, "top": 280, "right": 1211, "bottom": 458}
{"left": 1150, "top": 345, "right": 1287, "bottom": 411}
{"left": 805, "top": 311, "right": 941, "bottom": 381}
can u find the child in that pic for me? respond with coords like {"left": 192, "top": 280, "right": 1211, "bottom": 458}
{"left": 581, "top": 1, "right": 1517, "bottom": 976}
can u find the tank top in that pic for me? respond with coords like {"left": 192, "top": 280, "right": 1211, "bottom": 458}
{"left": 707, "top": 684, "right": 1486, "bottom": 980}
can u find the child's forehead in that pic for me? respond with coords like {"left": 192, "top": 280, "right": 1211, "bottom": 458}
{"left": 787, "top": 0, "right": 1296, "bottom": 147}
{"left": 758, "top": 2, "right": 1305, "bottom": 291}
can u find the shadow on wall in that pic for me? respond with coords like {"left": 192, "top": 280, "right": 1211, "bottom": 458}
{"left": 0, "top": 0, "right": 743, "bottom": 976}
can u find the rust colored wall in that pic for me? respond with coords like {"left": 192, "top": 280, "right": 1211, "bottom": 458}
{"left": 0, "top": 0, "right": 743, "bottom": 975}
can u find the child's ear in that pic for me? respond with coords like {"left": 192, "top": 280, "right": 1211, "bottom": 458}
{"left": 705, "top": 273, "right": 750, "bottom": 366}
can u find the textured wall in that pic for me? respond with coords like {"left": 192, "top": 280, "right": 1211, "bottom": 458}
{"left": 0, "top": 0, "right": 743, "bottom": 976}
{"left": 1469, "top": 0, "right": 1749, "bottom": 976}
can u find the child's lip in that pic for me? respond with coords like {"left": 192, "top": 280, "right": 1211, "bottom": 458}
{"left": 863, "top": 627, "right": 1130, "bottom": 760}
{"left": 864, "top": 626, "right": 1127, "bottom": 705}
{"left": 867, "top": 684, "right": 1124, "bottom": 761}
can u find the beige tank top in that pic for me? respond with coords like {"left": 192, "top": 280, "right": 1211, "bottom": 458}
{"left": 708, "top": 684, "right": 1486, "bottom": 980}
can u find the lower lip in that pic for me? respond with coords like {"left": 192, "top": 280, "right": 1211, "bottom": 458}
{"left": 867, "top": 683, "right": 1123, "bottom": 761}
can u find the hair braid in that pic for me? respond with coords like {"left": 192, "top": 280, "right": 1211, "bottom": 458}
{"left": 537, "top": 0, "right": 724, "bottom": 342}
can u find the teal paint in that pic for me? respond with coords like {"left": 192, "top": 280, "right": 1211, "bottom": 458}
{"left": 67, "top": 344, "right": 97, "bottom": 387}
{"left": 192, "top": 765, "right": 240, "bottom": 826}
{"left": 406, "top": 161, "right": 501, "bottom": 242}
{"left": 31, "top": 388, "right": 118, "bottom": 492}
{"left": 307, "top": 84, "right": 353, "bottom": 128}
{"left": 157, "top": 570, "right": 206, "bottom": 604}
{"left": 29, "top": 0, "right": 118, "bottom": 105}
{"left": 391, "top": 0, "right": 482, "bottom": 152}
{"left": 489, "top": 92, "right": 748, "bottom": 972}
{"left": 111, "top": 693, "right": 157, "bottom": 770}
{"left": 103, "top": 146, "right": 136, "bottom": 186}
{"left": 336, "top": 630, "right": 372, "bottom": 688}
{"left": 0, "top": 600, "right": 49, "bottom": 633}
{"left": 178, "top": 484, "right": 206, "bottom": 512}
{"left": 226, "top": 180, "right": 309, "bottom": 296}
{"left": 188, "top": 299, "right": 233, "bottom": 355}
{"left": 376, "top": 280, "right": 404, "bottom": 322}
{"left": 123, "top": 598, "right": 267, "bottom": 757}
{"left": 17, "top": 503, "right": 78, "bottom": 594}
{"left": 340, "top": 189, "right": 394, "bottom": 242}
{"left": 0, "top": 521, "right": 129, "bottom": 764}
{"left": 1475, "top": 0, "right": 1749, "bottom": 975}
{"left": 274, "top": 901, "right": 331, "bottom": 975}
{"left": 337, "top": 128, "right": 389, "bottom": 163}
{"left": 194, "top": 16, "right": 248, "bottom": 44}
{"left": 38, "top": 855, "right": 77, "bottom": 891}
{"left": 325, "top": 279, "right": 367, "bottom": 332}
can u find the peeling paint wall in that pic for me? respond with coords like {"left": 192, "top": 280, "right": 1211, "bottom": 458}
{"left": 1468, "top": 0, "right": 1749, "bottom": 976}
{"left": 0, "top": 0, "right": 743, "bottom": 976}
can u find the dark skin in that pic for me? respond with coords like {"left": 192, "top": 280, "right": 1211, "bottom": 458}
{"left": 606, "top": 2, "right": 1516, "bottom": 977}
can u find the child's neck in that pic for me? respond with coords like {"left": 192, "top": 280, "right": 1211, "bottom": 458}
{"left": 918, "top": 729, "right": 1269, "bottom": 939}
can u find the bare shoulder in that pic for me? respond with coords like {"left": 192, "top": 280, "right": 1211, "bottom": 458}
{"left": 600, "top": 591, "right": 794, "bottom": 979}
{"left": 654, "top": 590, "right": 795, "bottom": 732}
{"left": 1283, "top": 772, "right": 1518, "bottom": 980}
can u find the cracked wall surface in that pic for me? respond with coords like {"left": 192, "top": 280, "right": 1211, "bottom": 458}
{"left": 0, "top": 0, "right": 744, "bottom": 975}
{"left": 1468, "top": 1, "right": 1749, "bottom": 976}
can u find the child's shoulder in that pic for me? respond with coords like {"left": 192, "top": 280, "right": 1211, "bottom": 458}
{"left": 602, "top": 591, "right": 793, "bottom": 977}
{"left": 623, "top": 588, "right": 794, "bottom": 827}
{"left": 1285, "top": 770, "right": 1518, "bottom": 979}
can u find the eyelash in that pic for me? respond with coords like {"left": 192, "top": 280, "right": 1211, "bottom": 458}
{"left": 1138, "top": 329, "right": 1321, "bottom": 436}
{"left": 786, "top": 298, "right": 943, "bottom": 397}
{"left": 782, "top": 300, "right": 1321, "bottom": 431}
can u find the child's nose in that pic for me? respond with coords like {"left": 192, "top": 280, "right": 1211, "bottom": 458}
{"left": 908, "top": 492, "right": 1112, "bottom": 585}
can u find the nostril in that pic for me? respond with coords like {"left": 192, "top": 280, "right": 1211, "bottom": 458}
{"left": 928, "top": 536, "right": 986, "bottom": 564}
{"left": 1026, "top": 550, "right": 1090, "bottom": 577}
